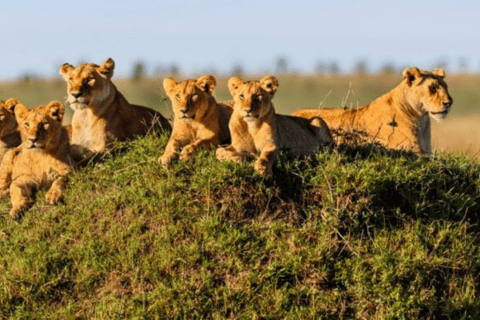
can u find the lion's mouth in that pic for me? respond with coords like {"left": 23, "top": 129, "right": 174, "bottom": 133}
{"left": 26, "top": 143, "right": 45, "bottom": 151}
{"left": 181, "top": 114, "right": 195, "bottom": 120}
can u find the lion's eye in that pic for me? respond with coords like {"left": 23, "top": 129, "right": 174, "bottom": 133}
{"left": 87, "top": 78, "right": 95, "bottom": 87}
{"left": 191, "top": 94, "right": 198, "bottom": 102}
{"left": 24, "top": 122, "right": 30, "bottom": 129}
{"left": 430, "top": 86, "right": 437, "bottom": 94}
{"left": 175, "top": 94, "right": 181, "bottom": 101}
{"left": 43, "top": 122, "right": 50, "bottom": 130}
{"left": 68, "top": 78, "right": 74, "bottom": 83}
{"left": 0, "top": 115, "right": 5, "bottom": 121}
{"left": 239, "top": 94, "right": 245, "bottom": 100}
{"left": 257, "top": 95, "right": 263, "bottom": 102}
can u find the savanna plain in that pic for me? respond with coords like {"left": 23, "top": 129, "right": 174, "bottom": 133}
{"left": 0, "top": 73, "right": 479, "bottom": 319}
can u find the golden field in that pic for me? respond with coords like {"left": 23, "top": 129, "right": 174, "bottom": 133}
{"left": 1, "top": 73, "right": 479, "bottom": 159}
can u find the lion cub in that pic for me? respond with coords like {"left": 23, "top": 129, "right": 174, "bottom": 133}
{"left": 159, "top": 75, "right": 233, "bottom": 166}
{"left": 216, "top": 76, "right": 334, "bottom": 179}
{"left": 59, "top": 58, "right": 171, "bottom": 164}
{"left": 0, "top": 98, "right": 22, "bottom": 161}
{"left": 293, "top": 68, "right": 453, "bottom": 156}
{"left": 0, "top": 101, "right": 72, "bottom": 218}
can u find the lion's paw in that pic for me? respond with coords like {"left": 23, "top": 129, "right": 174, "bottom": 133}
{"left": 45, "top": 188, "right": 63, "bottom": 204}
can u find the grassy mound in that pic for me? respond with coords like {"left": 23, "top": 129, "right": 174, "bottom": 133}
{"left": 0, "top": 133, "right": 479, "bottom": 319}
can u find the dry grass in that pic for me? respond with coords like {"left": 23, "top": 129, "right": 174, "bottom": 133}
{"left": 432, "top": 116, "right": 480, "bottom": 160}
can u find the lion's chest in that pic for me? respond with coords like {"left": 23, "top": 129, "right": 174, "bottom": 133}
{"left": 71, "top": 110, "right": 107, "bottom": 152}
{"left": 12, "top": 152, "right": 58, "bottom": 187}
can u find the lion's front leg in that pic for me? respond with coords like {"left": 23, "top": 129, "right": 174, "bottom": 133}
{"left": 9, "top": 179, "right": 35, "bottom": 219}
{"left": 180, "top": 133, "right": 218, "bottom": 162}
{"left": 159, "top": 136, "right": 182, "bottom": 167}
{"left": 255, "top": 143, "right": 278, "bottom": 179}
{"left": 216, "top": 145, "right": 248, "bottom": 163}
{"left": 0, "top": 151, "right": 15, "bottom": 197}
{"left": 45, "top": 176, "right": 68, "bottom": 205}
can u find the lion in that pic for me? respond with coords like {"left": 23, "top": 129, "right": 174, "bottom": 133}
{"left": 216, "top": 76, "right": 334, "bottom": 179}
{"left": 292, "top": 67, "right": 453, "bottom": 156}
{"left": 158, "top": 75, "right": 233, "bottom": 166}
{"left": 0, "top": 101, "right": 72, "bottom": 218}
{"left": 0, "top": 98, "right": 22, "bottom": 161}
{"left": 59, "top": 58, "right": 171, "bottom": 164}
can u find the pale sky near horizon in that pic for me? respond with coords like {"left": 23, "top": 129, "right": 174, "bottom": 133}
{"left": 1, "top": 0, "right": 479, "bottom": 79}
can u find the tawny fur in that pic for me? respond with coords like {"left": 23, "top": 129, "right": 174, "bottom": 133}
{"left": 292, "top": 67, "right": 453, "bottom": 156}
{"left": 0, "top": 101, "right": 72, "bottom": 218}
{"left": 59, "top": 58, "right": 171, "bottom": 164}
{"left": 216, "top": 76, "right": 334, "bottom": 179}
{"left": 159, "top": 75, "right": 233, "bottom": 166}
{"left": 0, "top": 98, "right": 22, "bottom": 161}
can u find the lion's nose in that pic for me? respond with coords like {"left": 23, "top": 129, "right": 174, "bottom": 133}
{"left": 28, "top": 137, "right": 38, "bottom": 143}
{"left": 71, "top": 91, "right": 82, "bottom": 98}
{"left": 443, "top": 101, "right": 452, "bottom": 108}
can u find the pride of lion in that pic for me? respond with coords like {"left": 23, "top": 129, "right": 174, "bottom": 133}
{"left": 0, "top": 58, "right": 453, "bottom": 217}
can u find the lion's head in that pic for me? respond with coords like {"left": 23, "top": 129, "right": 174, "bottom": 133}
{"left": 402, "top": 67, "right": 453, "bottom": 122}
{"left": 15, "top": 101, "right": 66, "bottom": 153}
{"left": 0, "top": 98, "right": 20, "bottom": 138}
{"left": 163, "top": 75, "right": 217, "bottom": 122}
{"left": 228, "top": 76, "right": 279, "bottom": 122}
{"left": 59, "top": 58, "right": 115, "bottom": 110}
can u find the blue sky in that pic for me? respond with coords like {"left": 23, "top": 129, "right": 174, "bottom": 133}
{"left": 1, "top": 0, "right": 479, "bottom": 79}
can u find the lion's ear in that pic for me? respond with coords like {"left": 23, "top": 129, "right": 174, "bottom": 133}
{"left": 45, "top": 101, "right": 65, "bottom": 122}
{"left": 163, "top": 78, "right": 177, "bottom": 97}
{"left": 59, "top": 63, "right": 74, "bottom": 78}
{"left": 14, "top": 104, "right": 29, "bottom": 122}
{"left": 260, "top": 76, "right": 279, "bottom": 95}
{"left": 432, "top": 68, "right": 446, "bottom": 78}
{"left": 228, "top": 77, "right": 243, "bottom": 96}
{"left": 3, "top": 98, "right": 21, "bottom": 114}
{"left": 402, "top": 67, "right": 422, "bottom": 86}
{"left": 98, "top": 58, "right": 115, "bottom": 79}
{"left": 196, "top": 75, "right": 216, "bottom": 95}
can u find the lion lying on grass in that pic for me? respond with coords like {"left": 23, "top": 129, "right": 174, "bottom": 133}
{"left": 216, "top": 76, "right": 334, "bottom": 179}
{"left": 59, "top": 58, "right": 171, "bottom": 164}
{"left": 0, "top": 101, "right": 72, "bottom": 218}
{"left": 159, "top": 75, "right": 233, "bottom": 166}
{"left": 0, "top": 98, "right": 22, "bottom": 161}
{"left": 292, "top": 67, "right": 453, "bottom": 156}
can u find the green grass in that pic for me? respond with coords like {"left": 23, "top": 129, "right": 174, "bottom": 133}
{"left": 0, "top": 133, "right": 479, "bottom": 319}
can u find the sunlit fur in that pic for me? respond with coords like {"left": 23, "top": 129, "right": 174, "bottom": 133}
{"left": 0, "top": 101, "right": 72, "bottom": 218}
{"left": 59, "top": 58, "right": 171, "bottom": 163}
{"left": 159, "top": 75, "right": 233, "bottom": 166}
{"left": 0, "top": 98, "right": 22, "bottom": 161}
{"left": 217, "top": 76, "right": 334, "bottom": 179}
{"left": 292, "top": 68, "right": 453, "bottom": 156}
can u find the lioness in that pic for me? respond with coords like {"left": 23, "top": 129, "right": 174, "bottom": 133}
{"left": 216, "top": 76, "right": 334, "bottom": 179}
{"left": 159, "top": 75, "right": 233, "bottom": 166}
{"left": 0, "top": 101, "right": 72, "bottom": 218}
{"left": 59, "top": 58, "right": 171, "bottom": 163}
{"left": 0, "top": 98, "right": 22, "bottom": 161}
{"left": 292, "top": 67, "right": 453, "bottom": 156}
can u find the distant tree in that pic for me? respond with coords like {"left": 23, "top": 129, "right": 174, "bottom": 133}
{"left": 314, "top": 60, "right": 327, "bottom": 74}
{"left": 380, "top": 61, "right": 396, "bottom": 75}
{"left": 458, "top": 57, "right": 468, "bottom": 73}
{"left": 328, "top": 61, "right": 341, "bottom": 75}
{"left": 434, "top": 57, "right": 449, "bottom": 70}
{"left": 231, "top": 62, "right": 244, "bottom": 77}
{"left": 169, "top": 63, "right": 180, "bottom": 77}
{"left": 20, "top": 72, "right": 36, "bottom": 84}
{"left": 132, "top": 60, "right": 146, "bottom": 82}
{"left": 275, "top": 56, "right": 288, "bottom": 74}
{"left": 354, "top": 58, "right": 369, "bottom": 75}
